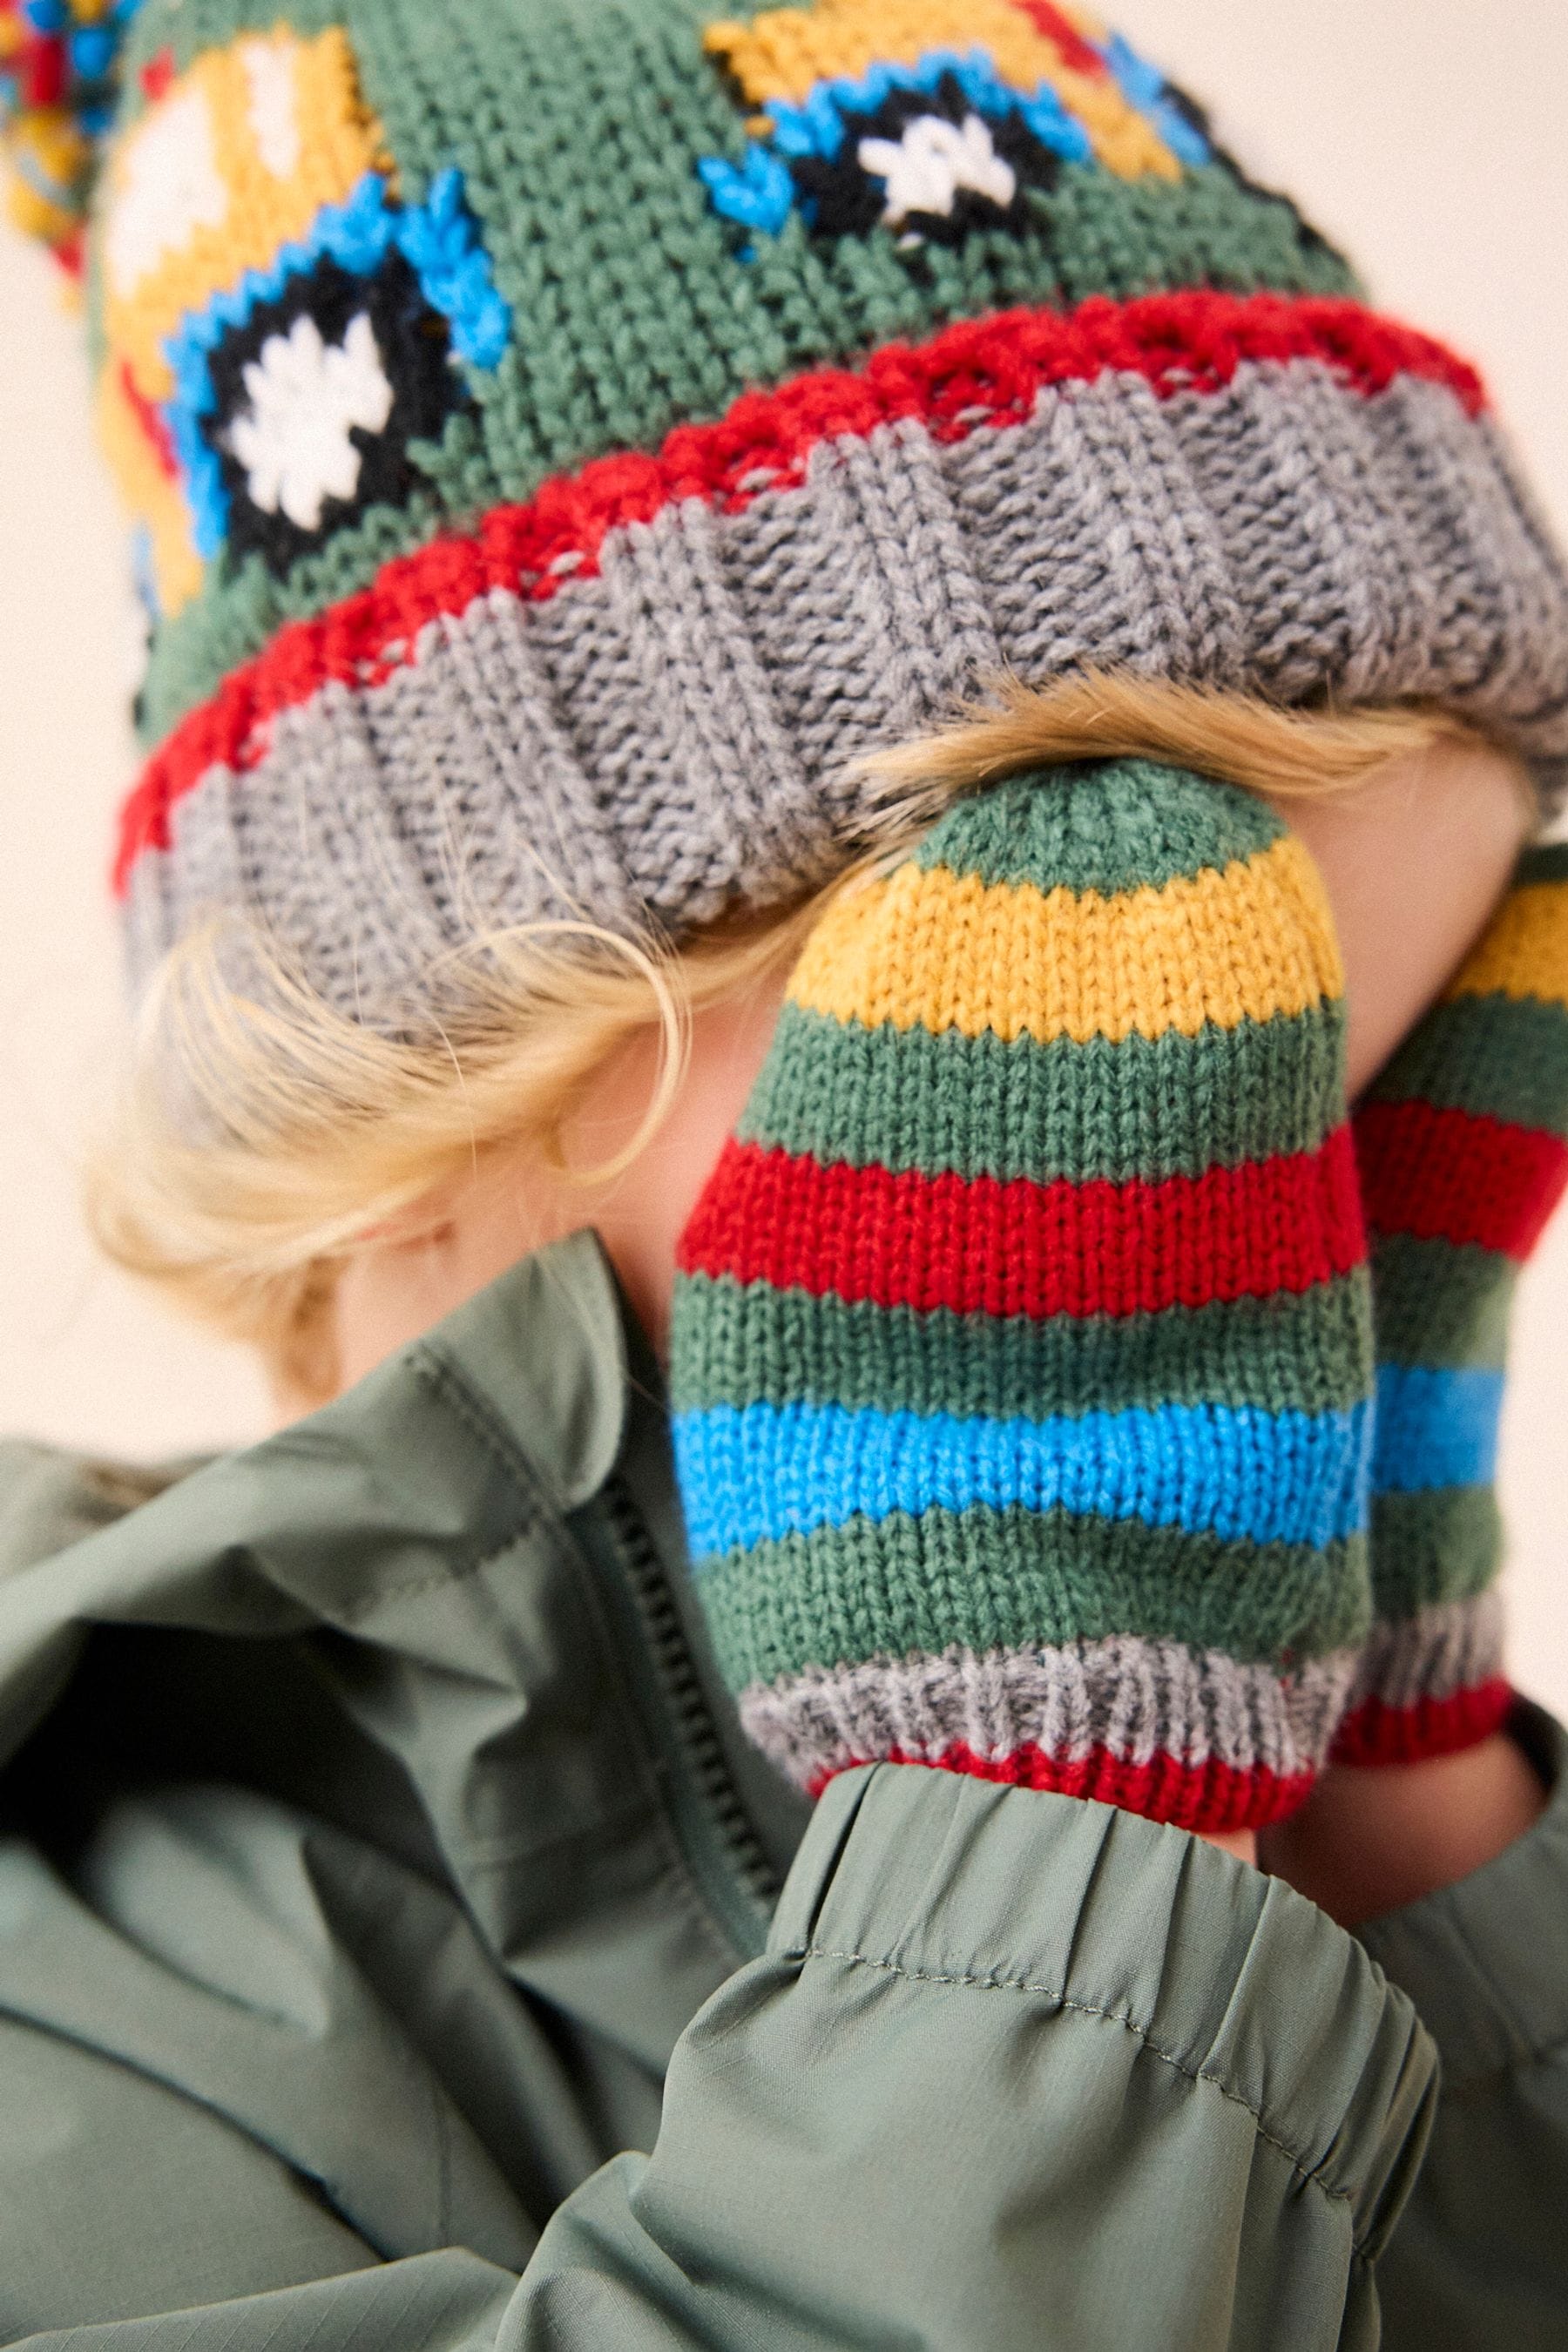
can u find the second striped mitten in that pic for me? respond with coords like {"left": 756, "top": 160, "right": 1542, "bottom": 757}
{"left": 671, "top": 761, "right": 1375, "bottom": 1835}
{"left": 1341, "top": 842, "right": 1568, "bottom": 1764}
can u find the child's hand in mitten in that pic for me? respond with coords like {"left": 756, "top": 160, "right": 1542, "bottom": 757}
{"left": 1341, "top": 843, "right": 1568, "bottom": 1764}
{"left": 671, "top": 762, "right": 1375, "bottom": 1837}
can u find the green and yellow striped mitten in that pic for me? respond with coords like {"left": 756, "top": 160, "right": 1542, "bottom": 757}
{"left": 1341, "top": 843, "right": 1568, "bottom": 1763}
{"left": 672, "top": 762, "right": 1376, "bottom": 1835}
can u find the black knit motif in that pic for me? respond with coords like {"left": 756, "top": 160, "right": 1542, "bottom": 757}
{"left": 201, "top": 250, "right": 465, "bottom": 579}
{"left": 787, "top": 73, "right": 1064, "bottom": 247}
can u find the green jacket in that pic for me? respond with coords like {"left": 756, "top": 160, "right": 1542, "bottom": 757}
{"left": 0, "top": 1233, "right": 1564, "bottom": 2349}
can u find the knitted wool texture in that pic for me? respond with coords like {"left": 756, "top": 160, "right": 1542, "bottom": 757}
{"left": 0, "top": 0, "right": 144, "bottom": 274}
{"left": 68, "top": 0, "right": 1568, "bottom": 1028}
{"left": 1338, "top": 844, "right": 1568, "bottom": 1766}
{"left": 669, "top": 761, "right": 1376, "bottom": 1835}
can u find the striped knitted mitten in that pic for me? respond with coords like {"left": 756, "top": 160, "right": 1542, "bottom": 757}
{"left": 671, "top": 762, "right": 1376, "bottom": 1835}
{"left": 1338, "top": 843, "right": 1568, "bottom": 1765}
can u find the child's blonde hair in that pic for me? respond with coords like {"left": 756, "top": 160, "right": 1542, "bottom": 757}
{"left": 88, "top": 670, "right": 1511, "bottom": 1401}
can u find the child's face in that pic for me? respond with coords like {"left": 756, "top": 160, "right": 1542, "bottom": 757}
{"left": 320, "top": 735, "right": 1536, "bottom": 1410}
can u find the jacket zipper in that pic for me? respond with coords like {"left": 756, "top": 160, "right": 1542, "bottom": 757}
{"left": 596, "top": 1474, "right": 783, "bottom": 1957}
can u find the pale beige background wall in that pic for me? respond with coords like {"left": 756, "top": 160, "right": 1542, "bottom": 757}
{"left": 0, "top": 0, "right": 1565, "bottom": 1702}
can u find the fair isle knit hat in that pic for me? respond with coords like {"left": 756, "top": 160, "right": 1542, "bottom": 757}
{"left": 30, "top": 0, "right": 1568, "bottom": 1021}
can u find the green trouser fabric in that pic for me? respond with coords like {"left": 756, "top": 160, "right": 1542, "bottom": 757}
{"left": 0, "top": 1238, "right": 1558, "bottom": 2349}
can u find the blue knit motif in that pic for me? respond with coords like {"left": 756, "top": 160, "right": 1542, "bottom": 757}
{"left": 761, "top": 49, "right": 1094, "bottom": 165}
{"left": 1100, "top": 31, "right": 1213, "bottom": 168}
{"left": 697, "top": 25, "right": 1220, "bottom": 248}
{"left": 162, "top": 167, "right": 510, "bottom": 562}
{"left": 699, "top": 41, "right": 1095, "bottom": 246}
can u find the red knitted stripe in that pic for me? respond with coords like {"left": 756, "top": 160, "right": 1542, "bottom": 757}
{"left": 1012, "top": 0, "right": 1110, "bottom": 77}
{"left": 120, "top": 361, "right": 179, "bottom": 481}
{"left": 1330, "top": 1677, "right": 1514, "bottom": 1767}
{"left": 677, "top": 1128, "right": 1366, "bottom": 1318}
{"left": 114, "top": 290, "right": 1486, "bottom": 893}
{"left": 1355, "top": 1098, "right": 1568, "bottom": 1260}
{"left": 809, "top": 1740, "right": 1315, "bottom": 1831}
{"left": 24, "top": 35, "right": 66, "bottom": 107}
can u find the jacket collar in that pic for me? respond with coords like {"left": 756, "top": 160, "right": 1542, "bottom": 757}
{"left": 0, "top": 1231, "right": 807, "bottom": 2058}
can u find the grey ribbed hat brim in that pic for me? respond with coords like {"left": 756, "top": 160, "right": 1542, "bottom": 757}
{"left": 125, "top": 357, "right": 1568, "bottom": 1029}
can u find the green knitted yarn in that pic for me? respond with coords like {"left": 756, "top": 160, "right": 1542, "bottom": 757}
{"left": 106, "top": 0, "right": 1566, "bottom": 1078}
{"left": 105, "top": 0, "right": 1357, "bottom": 747}
{"left": 739, "top": 1004, "right": 1352, "bottom": 1181}
{"left": 678, "top": 1275, "right": 1374, "bottom": 1419}
{"left": 1362, "top": 1491, "right": 1506, "bottom": 1627}
{"left": 1362, "top": 1237, "right": 1515, "bottom": 1373}
{"left": 670, "top": 761, "right": 1374, "bottom": 1828}
{"left": 694, "top": 1514, "right": 1371, "bottom": 1694}
{"left": 906, "top": 750, "right": 1287, "bottom": 887}
{"left": 1339, "top": 842, "right": 1568, "bottom": 1764}
{"left": 1363, "top": 995, "right": 1568, "bottom": 1137}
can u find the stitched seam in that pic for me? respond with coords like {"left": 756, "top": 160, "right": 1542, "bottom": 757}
{"left": 0, "top": 1991, "right": 384, "bottom": 2249}
{"left": 324, "top": 1517, "right": 539, "bottom": 1624}
{"left": 411, "top": 1347, "right": 556, "bottom": 1501}
{"left": 317, "top": 1348, "right": 551, "bottom": 1625}
{"left": 796, "top": 1943, "right": 1369, "bottom": 2246}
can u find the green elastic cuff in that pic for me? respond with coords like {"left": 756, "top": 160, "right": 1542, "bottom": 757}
{"left": 778, "top": 1762, "right": 1436, "bottom": 2261}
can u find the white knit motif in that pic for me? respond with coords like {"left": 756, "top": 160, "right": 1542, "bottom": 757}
{"left": 225, "top": 311, "right": 395, "bottom": 531}
{"left": 240, "top": 34, "right": 302, "bottom": 180}
{"left": 105, "top": 86, "right": 227, "bottom": 297}
{"left": 858, "top": 113, "right": 1016, "bottom": 242}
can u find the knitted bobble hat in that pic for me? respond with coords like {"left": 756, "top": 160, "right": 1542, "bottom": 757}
{"left": 670, "top": 762, "right": 1375, "bottom": 1834}
{"left": 43, "top": 0, "right": 1568, "bottom": 1029}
